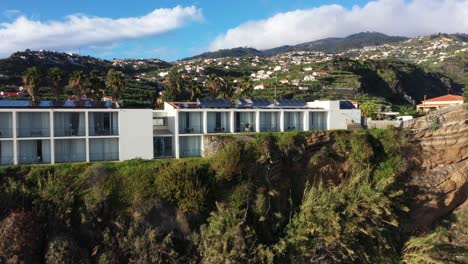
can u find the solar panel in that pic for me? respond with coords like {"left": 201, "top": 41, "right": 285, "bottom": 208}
{"left": 340, "top": 101, "right": 356, "bottom": 109}
{"left": 0, "top": 100, "right": 31, "bottom": 107}
{"left": 275, "top": 99, "right": 306, "bottom": 107}
{"left": 37, "top": 101, "right": 55, "bottom": 107}
{"left": 251, "top": 98, "right": 270, "bottom": 107}
{"left": 198, "top": 98, "right": 232, "bottom": 108}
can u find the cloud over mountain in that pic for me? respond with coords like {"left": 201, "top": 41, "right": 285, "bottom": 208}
{"left": 209, "top": 0, "right": 468, "bottom": 51}
{"left": 0, "top": 5, "right": 203, "bottom": 57}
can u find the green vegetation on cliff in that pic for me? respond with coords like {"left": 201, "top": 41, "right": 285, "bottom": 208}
{"left": 0, "top": 129, "right": 464, "bottom": 263}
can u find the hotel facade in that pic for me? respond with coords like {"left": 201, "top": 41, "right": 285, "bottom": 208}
{"left": 0, "top": 99, "right": 360, "bottom": 165}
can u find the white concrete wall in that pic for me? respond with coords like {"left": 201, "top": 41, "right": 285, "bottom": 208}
{"left": 119, "top": 109, "right": 153, "bottom": 160}
{"left": 327, "top": 109, "right": 361, "bottom": 130}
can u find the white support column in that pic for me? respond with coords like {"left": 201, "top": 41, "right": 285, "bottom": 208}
{"left": 50, "top": 110, "right": 55, "bottom": 164}
{"left": 203, "top": 111, "right": 208, "bottom": 134}
{"left": 255, "top": 111, "right": 260, "bottom": 132}
{"left": 12, "top": 111, "right": 18, "bottom": 165}
{"left": 174, "top": 111, "right": 180, "bottom": 158}
{"left": 230, "top": 111, "right": 235, "bottom": 133}
{"left": 85, "top": 111, "right": 90, "bottom": 162}
{"left": 280, "top": 111, "right": 285, "bottom": 132}
{"left": 303, "top": 111, "right": 309, "bottom": 131}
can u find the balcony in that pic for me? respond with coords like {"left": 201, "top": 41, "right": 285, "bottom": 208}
{"left": 207, "top": 112, "right": 230, "bottom": 133}
{"left": 284, "top": 112, "right": 304, "bottom": 131}
{"left": 309, "top": 112, "right": 327, "bottom": 130}
{"left": 179, "top": 136, "right": 201, "bottom": 157}
{"left": 89, "top": 138, "right": 119, "bottom": 161}
{"left": 17, "top": 112, "right": 50, "bottom": 138}
{"left": 259, "top": 112, "right": 280, "bottom": 132}
{"left": 179, "top": 112, "right": 203, "bottom": 134}
{"left": 0, "top": 112, "right": 13, "bottom": 138}
{"left": 54, "top": 112, "right": 86, "bottom": 137}
{"left": 89, "top": 112, "right": 119, "bottom": 136}
{"left": 0, "top": 141, "right": 13, "bottom": 165}
{"left": 18, "top": 140, "right": 51, "bottom": 164}
{"left": 55, "top": 139, "right": 86, "bottom": 163}
{"left": 235, "top": 112, "right": 256, "bottom": 132}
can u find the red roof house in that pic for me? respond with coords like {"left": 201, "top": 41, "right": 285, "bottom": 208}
{"left": 416, "top": 94, "right": 464, "bottom": 112}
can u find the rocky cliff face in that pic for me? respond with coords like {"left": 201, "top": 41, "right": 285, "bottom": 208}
{"left": 404, "top": 106, "right": 468, "bottom": 231}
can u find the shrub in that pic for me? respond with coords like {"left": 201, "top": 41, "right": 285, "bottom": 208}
{"left": 195, "top": 203, "right": 259, "bottom": 263}
{"left": 0, "top": 210, "right": 43, "bottom": 264}
{"left": 211, "top": 141, "right": 244, "bottom": 181}
{"left": 156, "top": 160, "right": 212, "bottom": 213}
{"left": 45, "top": 234, "right": 89, "bottom": 264}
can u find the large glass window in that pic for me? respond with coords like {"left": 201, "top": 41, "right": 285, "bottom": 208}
{"left": 0, "top": 141, "right": 13, "bottom": 165}
{"left": 178, "top": 112, "right": 203, "bottom": 134}
{"left": 207, "top": 112, "right": 230, "bottom": 133}
{"left": 235, "top": 112, "right": 255, "bottom": 132}
{"left": 179, "top": 136, "right": 201, "bottom": 157}
{"left": 284, "top": 112, "right": 303, "bottom": 131}
{"left": 260, "top": 112, "right": 280, "bottom": 132}
{"left": 17, "top": 112, "right": 50, "bottom": 137}
{"left": 309, "top": 112, "right": 327, "bottom": 130}
{"left": 55, "top": 139, "right": 86, "bottom": 163}
{"left": 54, "top": 112, "right": 85, "bottom": 137}
{"left": 0, "top": 112, "right": 13, "bottom": 138}
{"left": 89, "top": 112, "right": 119, "bottom": 136}
{"left": 154, "top": 136, "right": 173, "bottom": 158}
{"left": 18, "top": 140, "right": 51, "bottom": 164}
{"left": 89, "top": 138, "right": 119, "bottom": 161}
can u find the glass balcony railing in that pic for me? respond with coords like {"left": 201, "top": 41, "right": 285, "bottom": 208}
{"left": 89, "top": 152, "right": 119, "bottom": 161}
{"left": 259, "top": 125, "right": 280, "bottom": 132}
{"left": 179, "top": 125, "right": 203, "bottom": 134}
{"left": 285, "top": 124, "right": 304, "bottom": 131}
{"left": 0, "top": 128, "right": 13, "bottom": 138}
{"left": 208, "top": 126, "right": 230, "bottom": 133}
{"left": 17, "top": 128, "right": 50, "bottom": 138}
{"left": 0, "top": 156, "right": 14, "bottom": 165}
{"left": 89, "top": 129, "right": 119, "bottom": 136}
{"left": 55, "top": 153, "right": 87, "bottom": 163}
{"left": 235, "top": 125, "right": 256, "bottom": 133}
{"left": 18, "top": 155, "right": 50, "bottom": 164}
{"left": 54, "top": 128, "right": 86, "bottom": 137}
{"left": 180, "top": 149, "right": 201, "bottom": 157}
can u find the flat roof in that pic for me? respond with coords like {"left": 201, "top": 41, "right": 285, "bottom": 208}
{"left": 169, "top": 98, "right": 329, "bottom": 110}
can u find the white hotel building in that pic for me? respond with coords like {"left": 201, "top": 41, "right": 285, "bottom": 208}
{"left": 0, "top": 99, "right": 360, "bottom": 165}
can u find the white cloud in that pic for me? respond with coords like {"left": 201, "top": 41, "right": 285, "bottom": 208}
{"left": 0, "top": 5, "right": 203, "bottom": 57}
{"left": 209, "top": 0, "right": 468, "bottom": 51}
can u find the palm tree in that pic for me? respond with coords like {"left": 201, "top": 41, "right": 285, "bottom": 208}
{"left": 239, "top": 78, "right": 254, "bottom": 98}
{"left": 88, "top": 70, "right": 105, "bottom": 102}
{"left": 22, "top": 67, "right": 41, "bottom": 102}
{"left": 106, "top": 69, "right": 126, "bottom": 103}
{"left": 205, "top": 75, "right": 225, "bottom": 98}
{"left": 219, "top": 78, "right": 235, "bottom": 99}
{"left": 47, "top": 67, "right": 63, "bottom": 101}
{"left": 69, "top": 71, "right": 87, "bottom": 100}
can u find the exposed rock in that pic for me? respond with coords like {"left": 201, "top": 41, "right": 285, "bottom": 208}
{"left": 404, "top": 106, "right": 468, "bottom": 231}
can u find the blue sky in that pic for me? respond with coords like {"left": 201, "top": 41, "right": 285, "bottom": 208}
{"left": 0, "top": 0, "right": 466, "bottom": 61}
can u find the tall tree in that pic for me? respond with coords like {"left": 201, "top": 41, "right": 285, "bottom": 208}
{"left": 22, "top": 67, "right": 41, "bottom": 102}
{"left": 205, "top": 75, "right": 225, "bottom": 98}
{"left": 47, "top": 67, "right": 63, "bottom": 101}
{"left": 88, "top": 70, "right": 105, "bottom": 102}
{"left": 69, "top": 71, "right": 87, "bottom": 100}
{"left": 106, "top": 69, "right": 126, "bottom": 103}
{"left": 166, "top": 68, "right": 184, "bottom": 101}
{"left": 239, "top": 77, "right": 254, "bottom": 98}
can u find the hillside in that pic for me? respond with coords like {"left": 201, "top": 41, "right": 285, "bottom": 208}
{"left": 0, "top": 50, "right": 171, "bottom": 86}
{"left": 0, "top": 107, "right": 466, "bottom": 263}
{"left": 182, "top": 32, "right": 408, "bottom": 60}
